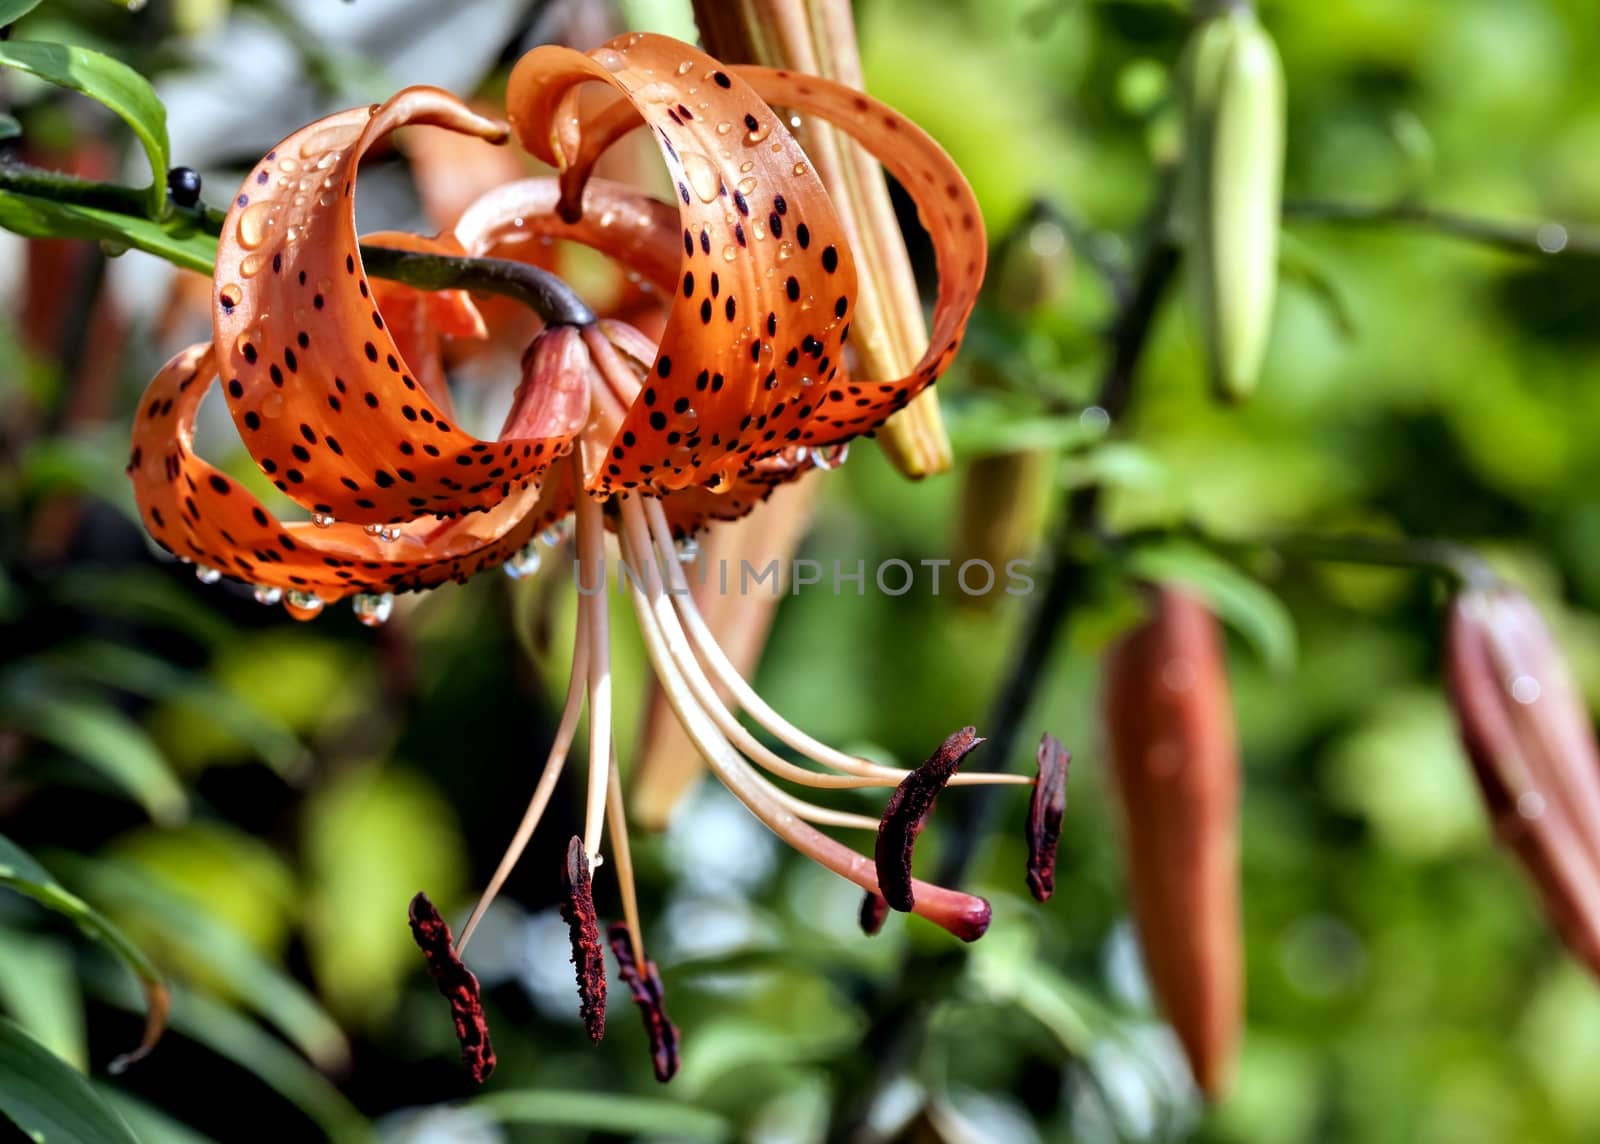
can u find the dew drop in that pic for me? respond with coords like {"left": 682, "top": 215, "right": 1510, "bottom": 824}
{"left": 677, "top": 537, "right": 700, "bottom": 564}
{"left": 312, "top": 512, "right": 335, "bottom": 529}
{"left": 680, "top": 152, "right": 723, "bottom": 203}
{"left": 746, "top": 120, "right": 772, "bottom": 144}
{"left": 676, "top": 60, "right": 695, "bottom": 76}
{"left": 739, "top": 160, "right": 755, "bottom": 174}
{"left": 503, "top": 543, "right": 542, "bottom": 579}
{"left": 253, "top": 585, "right": 283, "bottom": 605}
{"left": 237, "top": 201, "right": 275, "bottom": 250}
{"left": 194, "top": 565, "right": 222, "bottom": 585}
{"left": 716, "top": 121, "right": 733, "bottom": 136}
{"left": 352, "top": 592, "right": 394, "bottom": 626}
{"left": 810, "top": 443, "right": 850, "bottom": 470}
{"left": 722, "top": 245, "right": 739, "bottom": 262}
{"left": 737, "top": 176, "right": 757, "bottom": 196}
{"left": 540, "top": 518, "right": 574, "bottom": 547}
{"left": 594, "top": 48, "right": 627, "bottom": 72}
{"left": 284, "top": 589, "right": 324, "bottom": 620}
{"left": 792, "top": 162, "right": 809, "bottom": 177}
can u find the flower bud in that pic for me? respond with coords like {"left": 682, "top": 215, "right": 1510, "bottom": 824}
{"left": 1180, "top": 7, "right": 1285, "bottom": 401}
{"left": 1102, "top": 585, "right": 1241, "bottom": 1099}
{"left": 1444, "top": 587, "right": 1600, "bottom": 977}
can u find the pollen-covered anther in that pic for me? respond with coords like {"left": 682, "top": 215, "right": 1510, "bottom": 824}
{"left": 859, "top": 891, "right": 890, "bottom": 936}
{"left": 1027, "top": 734, "right": 1072, "bottom": 902}
{"left": 560, "top": 835, "right": 607, "bottom": 1043}
{"left": 874, "top": 726, "right": 985, "bottom": 913}
{"left": 407, "top": 892, "right": 496, "bottom": 1083}
{"left": 607, "top": 923, "right": 680, "bottom": 1082}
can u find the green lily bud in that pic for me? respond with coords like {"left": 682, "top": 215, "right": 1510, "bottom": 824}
{"left": 1181, "top": 7, "right": 1286, "bottom": 401}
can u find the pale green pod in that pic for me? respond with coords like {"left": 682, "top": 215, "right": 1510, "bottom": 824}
{"left": 1182, "top": 10, "right": 1286, "bottom": 401}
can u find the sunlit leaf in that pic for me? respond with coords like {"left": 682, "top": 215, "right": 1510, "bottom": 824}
{"left": 49, "top": 853, "right": 350, "bottom": 1071}
{"left": 42, "top": 641, "right": 308, "bottom": 780}
{"left": 472, "top": 1090, "right": 732, "bottom": 1142}
{"left": 0, "top": 930, "right": 85, "bottom": 1070}
{"left": 0, "top": 41, "right": 169, "bottom": 213}
{"left": 0, "top": 189, "right": 216, "bottom": 270}
{"left": 0, "top": 1018, "right": 138, "bottom": 1144}
{"left": 302, "top": 764, "right": 465, "bottom": 1025}
{"left": 1127, "top": 540, "right": 1298, "bottom": 674}
{"left": 4, "top": 692, "right": 188, "bottom": 825}
{"left": 0, "top": 834, "right": 168, "bottom": 1070}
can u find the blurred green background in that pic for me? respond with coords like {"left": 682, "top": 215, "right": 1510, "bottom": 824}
{"left": 4, "top": 0, "right": 1600, "bottom": 1140}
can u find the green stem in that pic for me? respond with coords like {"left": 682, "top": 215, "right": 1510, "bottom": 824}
{"left": 1254, "top": 532, "right": 1497, "bottom": 589}
{"left": 1284, "top": 198, "right": 1600, "bottom": 259}
{"left": 0, "top": 162, "right": 596, "bottom": 326}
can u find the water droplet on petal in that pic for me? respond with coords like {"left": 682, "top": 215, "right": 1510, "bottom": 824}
{"left": 236, "top": 201, "right": 275, "bottom": 250}
{"left": 792, "top": 162, "right": 809, "bottom": 177}
{"left": 722, "top": 245, "right": 739, "bottom": 262}
{"left": 503, "top": 543, "right": 543, "bottom": 579}
{"left": 352, "top": 592, "right": 394, "bottom": 627}
{"left": 810, "top": 443, "right": 850, "bottom": 470}
{"left": 194, "top": 565, "right": 221, "bottom": 585}
{"left": 312, "top": 512, "right": 336, "bottom": 529}
{"left": 677, "top": 538, "right": 700, "bottom": 564}
{"left": 746, "top": 120, "right": 772, "bottom": 145}
{"left": 676, "top": 60, "right": 694, "bottom": 76}
{"left": 540, "top": 518, "right": 573, "bottom": 547}
{"left": 594, "top": 48, "right": 627, "bottom": 73}
{"left": 680, "top": 152, "right": 723, "bottom": 203}
{"left": 284, "top": 590, "right": 323, "bottom": 621}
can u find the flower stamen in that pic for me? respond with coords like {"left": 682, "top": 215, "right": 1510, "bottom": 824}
{"left": 1027, "top": 733, "right": 1071, "bottom": 902}
{"left": 559, "top": 834, "right": 607, "bottom": 1043}
{"left": 875, "top": 727, "right": 985, "bottom": 912}
{"left": 408, "top": 892, "right": 496, "bottom": 1083}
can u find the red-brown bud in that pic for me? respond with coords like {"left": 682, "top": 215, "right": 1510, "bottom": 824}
{"left": 1102, "top": 585, "right": 1241, "bottom": 1100}
{"left": 1445, "top": 587, "right": 1600, "bottom": 978}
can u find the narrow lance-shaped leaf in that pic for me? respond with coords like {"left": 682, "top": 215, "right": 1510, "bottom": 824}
{"left": 0, "top": 834, "right": 169, "bottom": 1072}
{"left": 0, "top": 1018, "right": 139, "bottom": 1144}
{"left": 0, "top": 40, "right": 171, "bottom": 215}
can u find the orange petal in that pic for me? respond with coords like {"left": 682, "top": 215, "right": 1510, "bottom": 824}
{"left": 362, "top": 229, "right": 486, "bottom": 421}
{"left": 129, "top": 344, "right": 577, "bottom": 608}
{"left": 732, "top": 65, "right": 986, "bottom": 446}
{"left": 212, "top": 88, "right": 576, "bottom": 526}
{"left": 506, "top": 34, "right": 858, "bottom": 495}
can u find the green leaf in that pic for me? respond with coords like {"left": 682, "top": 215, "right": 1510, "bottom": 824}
{"left": 97, "top": 1088, "right": 219, "bottom": 1144}
{"left": 0, "top": 1018, "right": 139, "bottom": 1144}
{"left": 50, "top": 853, "right": 350, "bottom": 1072}
{"left": 0, "top": 189, "right": 216, "bottom": 271}
{"left": 0, "top": 834, "right": 169, "bottom": 1072}
{"left": 0, "top": 41, "right": 169, "bottom": 214}
{"left": 945, "top": 395, "right": 1108, "bottom": 458}
{"left": 0, "top": 931, "right": 86, "bottom": 1071}
{"left": 302, "top": 765, "right": 464, "bottom": 1025}
{"left": 4, "top": 693, "right": 188, "bottom": 825}
{"left": 0, "top": 114, "right": 20, "bottom": 141}
{"left": 83, "top": 968, "right": 368, "bottom": 1144}
{"left": 0, "top": 1, "right": 44, "bottom": 26}
{"left": 473, "top": 1090, "right": 732, "bottom": 1142}
{"left": 1127, "top": 540, "right": 1299, "bottom": 674}
{"left": 42, "top": 641, "right": 309, "bottom": 781}
{"left": 51, "top": 567, "right": 235, "bottom": 649}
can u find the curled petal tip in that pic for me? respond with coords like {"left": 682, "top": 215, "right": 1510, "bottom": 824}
{"left": 875, "top": 726, "right": 985, "bottom": 912}
{"left": 1027, "top": 734, "right": 1072, "bottom": 902}
{"left": 407, "top": 891, "right": 496, "bottom": 1083}
{"left": 559, "top": 837, "right": 607, "bottom": 1043}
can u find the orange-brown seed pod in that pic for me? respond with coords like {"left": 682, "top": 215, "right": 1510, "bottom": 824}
{"left": 1102, "top": 584, "right": 1242, "bottom": 1100}
{"left": 1444, "top": 586, "right": 1600, "bottom": 978}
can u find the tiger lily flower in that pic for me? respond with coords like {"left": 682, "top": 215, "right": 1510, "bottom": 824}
{"left": 125, "top": 32, "right": 1051, "bottom": 1081}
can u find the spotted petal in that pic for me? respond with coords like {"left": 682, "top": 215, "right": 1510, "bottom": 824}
{"left": 510, "top": 35, "right": 987, "bottom": 459}
{"left": 213, "top": 87, "right": 576, "bottom": 526}
{"left": 506, "top": 33, "right": 858, "bottom": 496}
{"left": 129, "top": 344, "right": 579, "bottom": 607}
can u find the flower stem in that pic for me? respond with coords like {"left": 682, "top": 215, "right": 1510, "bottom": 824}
{"left": 1284, "top": 198, "right": 1600, "bottom": 260}
{"left": 0, "top": 162, "right": 597, "bottom": 326}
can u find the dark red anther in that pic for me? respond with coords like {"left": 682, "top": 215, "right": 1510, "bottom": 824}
{"left": 560, "top": 836, "right": 607, "bottom": 1043}
{"left": 875, "top": 726, "right": 985, "bottom": 912}
{"left": 407, "top": 892, "right": 496, "bottom": 1083}
{"left": 859, "top": 891, "right": 890, "bottom": 936}
{"left": 607, "top": 923, "right": 681, "bottom": 1083}
{"left": 1027, "top": 734, "right": 1071, "bottom": 902}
